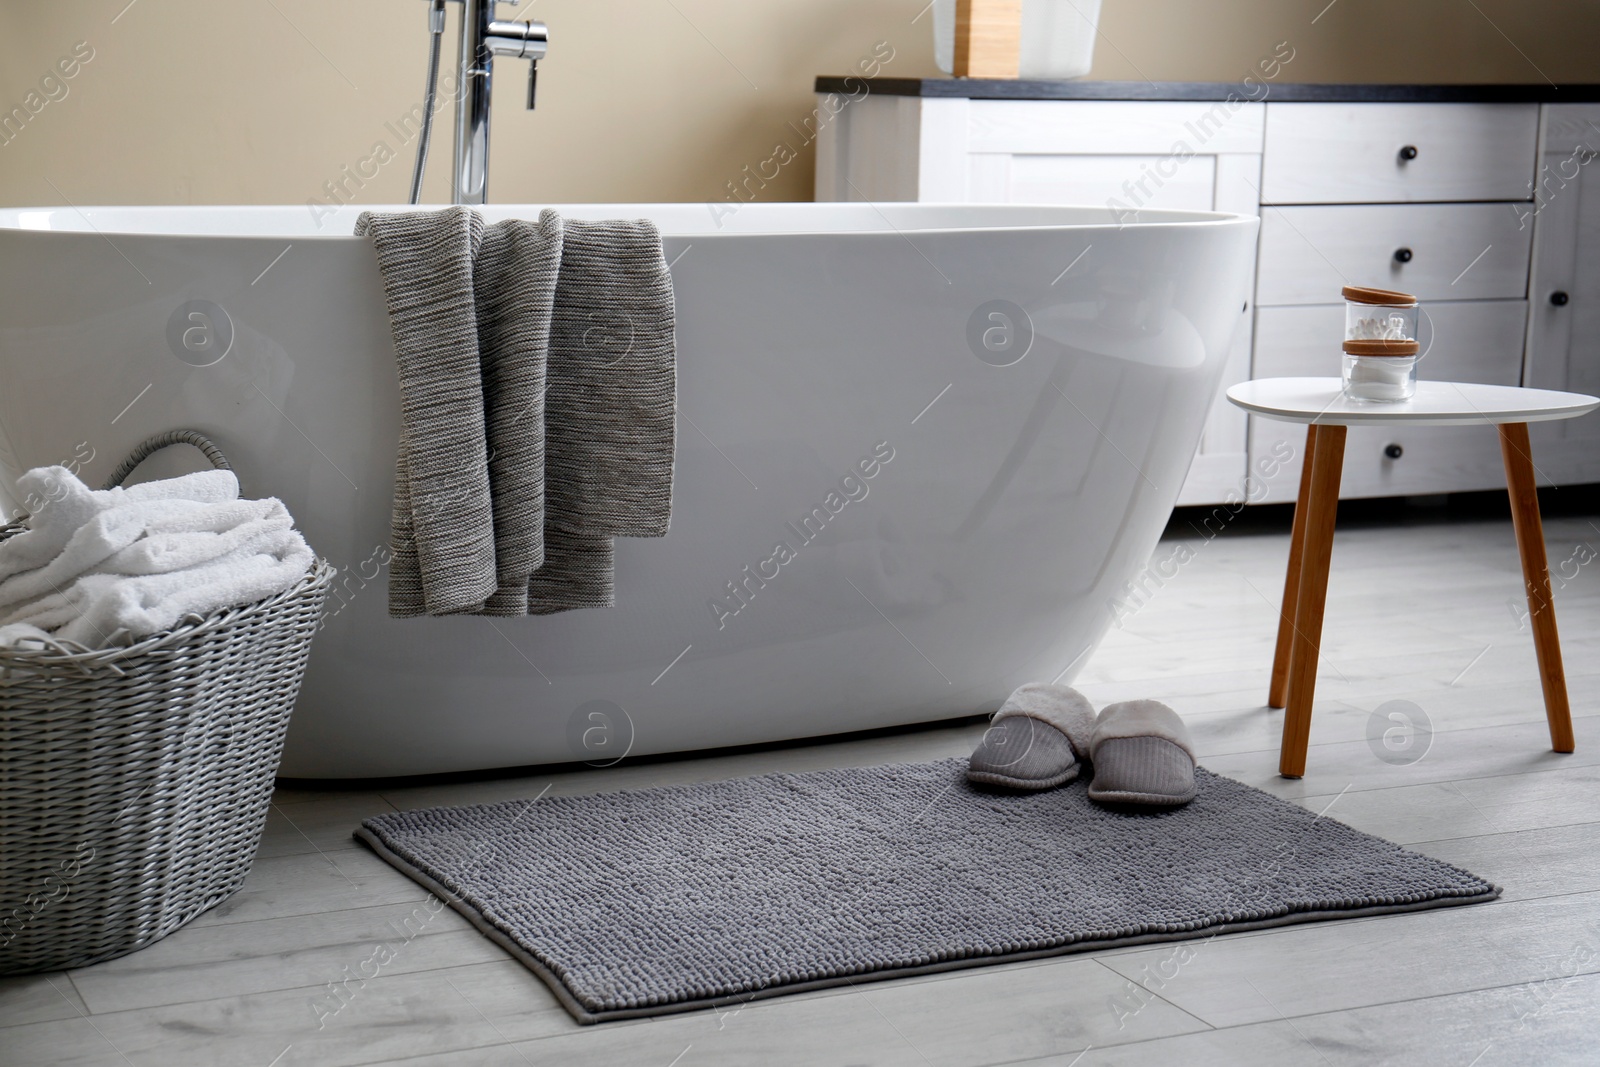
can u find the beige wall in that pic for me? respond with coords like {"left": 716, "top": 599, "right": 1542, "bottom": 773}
{"left": 1, "top": 0, "right": 1597, "bottom": 210}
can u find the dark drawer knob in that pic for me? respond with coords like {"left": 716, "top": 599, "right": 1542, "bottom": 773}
{"left": 1399, "top": 145, "right": 1419, "bottom": 161}
{"left": 1551, "top": 290, "right": 1570, "bottom": 306}
{"left": 1393, "top": 247, "right": 1414, "bottom": 264}
{"left": 1384, "top": 443, "right": 1404, "bottom": 460}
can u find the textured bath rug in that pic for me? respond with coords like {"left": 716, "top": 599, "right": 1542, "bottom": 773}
{"left": 355, "top": 759, "right": 1498, "bottom": 1024}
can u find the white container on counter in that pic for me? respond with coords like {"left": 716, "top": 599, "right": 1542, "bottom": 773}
{"left": 932, "top": 0, "right": 1103, "bottom": 79}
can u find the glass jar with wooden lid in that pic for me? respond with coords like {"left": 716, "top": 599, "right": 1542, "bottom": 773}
{"left": 1342, "top": 285, "right": 1419, "bottom": 401}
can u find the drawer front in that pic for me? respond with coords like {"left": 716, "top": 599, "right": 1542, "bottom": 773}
{"left": 1247, "top": 421, "right": 1509, "bottom": 503}
{"left": 1256, "top": 204, "right": 1532, "bottom": 305}
{"left": 1254, "top": 300, "right": 1528, "bottom": 386}
{"left": 1262, "top": 103, "right": 1538, "bottom": 204}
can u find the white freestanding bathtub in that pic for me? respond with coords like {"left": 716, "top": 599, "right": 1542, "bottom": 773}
{"left": 0, "top": 203, "right": 1256, "bottom": 777}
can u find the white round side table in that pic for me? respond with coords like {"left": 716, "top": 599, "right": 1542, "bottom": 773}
{"left": 1226, "top": 377, "right": 1600, "bottom": 779}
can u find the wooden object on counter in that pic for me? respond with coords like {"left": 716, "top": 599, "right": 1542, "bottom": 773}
{"left": 954, "top": 0, "right": 1022, "bottom": 79}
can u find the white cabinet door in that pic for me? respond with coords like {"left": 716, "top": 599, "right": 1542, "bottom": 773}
{"left": 993, "top": 153, "right": 1216, "bottom": 210}
{"left": 1525, "top": 104, "right": 1600, "bottom": 489}
{"left": 966, "top": 99, "right": 1266, "bottom": 156}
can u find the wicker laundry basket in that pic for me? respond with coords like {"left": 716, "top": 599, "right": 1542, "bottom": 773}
{"left": 0, "top": 431, "right": 332, "bottom": 974}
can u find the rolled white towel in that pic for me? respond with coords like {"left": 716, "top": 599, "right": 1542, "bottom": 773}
{"left": 0, "top": 466, "right": 239, "bottom": 583}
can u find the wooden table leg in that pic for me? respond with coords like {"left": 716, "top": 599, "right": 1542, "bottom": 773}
{"left": 1499, "top": 422, "right": 1576, "bottom": 753}
{"left": 1269, "top": 424, "right": 1321, "bottom": 709}
{"left": 1280, "top": 423, "right": 1346, "bottom": 779}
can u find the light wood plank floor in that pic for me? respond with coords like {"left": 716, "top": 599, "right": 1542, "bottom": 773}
{"left": 5, "top": 498, "right": 1599, "bottom": 1066}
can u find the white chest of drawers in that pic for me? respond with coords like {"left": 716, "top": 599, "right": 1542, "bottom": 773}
{"left": 813, "top": 79, "right": 1600, "bottom": 504}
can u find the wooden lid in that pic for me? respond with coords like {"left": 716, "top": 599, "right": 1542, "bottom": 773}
{"left": 1342, "top": 285, "right": 1417, "bottom": 306}
{"left": 1344, "top": 338, "right": 1421, "bottom": 356}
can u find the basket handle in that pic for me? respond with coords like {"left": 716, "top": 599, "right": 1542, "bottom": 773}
{"left": 102, "top": 430, "right": 233, "bottom": 491}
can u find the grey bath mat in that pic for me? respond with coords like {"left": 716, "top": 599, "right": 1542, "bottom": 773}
{"left": 355, "top": 759, "right": 1498, "bottom": 1024}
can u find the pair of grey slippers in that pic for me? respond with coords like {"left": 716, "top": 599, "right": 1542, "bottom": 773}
{"left": 967, "top": 683, "right": 1198, "bottom": 807}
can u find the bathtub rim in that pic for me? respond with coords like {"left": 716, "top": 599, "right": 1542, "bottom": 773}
{"left": 0, "top": 202, "right": 1257, "bottom": 240}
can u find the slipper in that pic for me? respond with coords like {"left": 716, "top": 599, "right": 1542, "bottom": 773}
{"left": 967, "top": 683, "right": 1096, "bottom": 790}
{"left": 1087, "top": 700, "right": 1198, "bottom": 807}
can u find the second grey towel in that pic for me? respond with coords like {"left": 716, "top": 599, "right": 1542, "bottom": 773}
{"left": 357, "top": 207, "right": 675, "bottom": 617}
{"left": 530, "top": 217, "right": 677, "bottom": 613}
{"left": 473, "top": 211, "right": 564, "bottom": 614}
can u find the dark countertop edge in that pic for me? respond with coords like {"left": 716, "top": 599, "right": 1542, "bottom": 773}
{"left": 813, "top": 77, "right": 1600, "bottom": 104}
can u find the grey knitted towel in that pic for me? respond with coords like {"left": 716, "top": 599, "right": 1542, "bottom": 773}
{"left": 473, "top": 211, "right": 563, "bottom": 615}
{"left": 357, "top": 207, "right": 498, "bottom": 616}
{"left": 357, "top": 208, "right": 675, "bottom": 617}
{"left": 530, "top": 218, "right": 677, "bottom": 613}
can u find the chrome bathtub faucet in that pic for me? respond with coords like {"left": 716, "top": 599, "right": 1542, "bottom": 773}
{"left": 412, "top": 0, "right": 548, "bottom": 206}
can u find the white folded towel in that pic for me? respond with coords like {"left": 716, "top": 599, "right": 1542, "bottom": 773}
{"left": 0, "top": 466, "right": 311, "bottom": 650}
{"left": 0, "top": 499, "right": 243, "bottom": 613}
{"left": 98, "top": 501, "right": 294, "bottom": 577}
{"left": 1, "top": 537, "right": 313, "bottom": 648}
{"left": 0, "top": 466, "right": 240, "bottom": 583}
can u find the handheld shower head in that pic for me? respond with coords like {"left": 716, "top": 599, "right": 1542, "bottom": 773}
{"left": 407, "top": 0, "right": 450, "bottom": 205}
